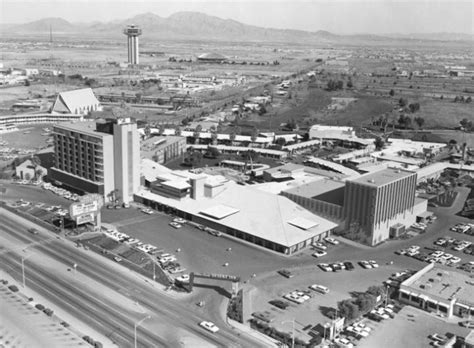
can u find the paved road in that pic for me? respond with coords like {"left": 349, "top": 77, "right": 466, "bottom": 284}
{"left": 0, "top": 209, "right": 268, "bottom": 348}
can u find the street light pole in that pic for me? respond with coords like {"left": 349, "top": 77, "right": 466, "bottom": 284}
{"left": 134, "top": 315, "right": 150, "bottom": 348}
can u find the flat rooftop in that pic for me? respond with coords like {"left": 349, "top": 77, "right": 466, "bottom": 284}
{"left": 54, "top": 121, "right": 111, "bottom": 138}
{"left": 405, "top": 265, "right": 474, "bottom": 305}
{"left": 349, "top": 167, "right": 415, "bottom": 187}
{"left": 284, "top": 178, "right": 345, "bottom": 200}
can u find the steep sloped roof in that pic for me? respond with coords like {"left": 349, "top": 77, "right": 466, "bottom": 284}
{"left": 52, "top": 88, "right": 99, "bottom": 114}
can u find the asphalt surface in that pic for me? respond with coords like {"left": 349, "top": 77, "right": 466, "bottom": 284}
{"left": 0, "top": 209, "right": 268, "bottom": 348}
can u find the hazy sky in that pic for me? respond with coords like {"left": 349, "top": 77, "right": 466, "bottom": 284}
{"left": 1, "top": 0, "right": 473, "bottom": 34}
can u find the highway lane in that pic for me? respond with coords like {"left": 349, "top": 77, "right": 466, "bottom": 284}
{"left": 0, "top": 251, "right": 165, "bottom": 348}
{"left": 1, "top": 210, "right": 267, "bottom": 348}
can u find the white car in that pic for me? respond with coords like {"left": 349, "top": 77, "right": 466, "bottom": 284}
{"left": 310, "top": 284, "right": 329, "bottom": 294}
{"left": 360, "top": 261, "right": 372, "bottom": 269}
{"left": 431, "top": 251, "right": 444, "bottom": 258}
{"left": 369, "top": 260, "right": 379, "bottom": 268}
{"left": 324, "top": 237, "right": 339, "bottom": 245}
{"left": 312, "top": 250, "right": 327, "bottom": 258}
{"left": 440, "top": 253, "right": 453, "bottom": 261}
{"left": 169, "top": 222, "right": 182, "bottom": 229}
{"left": 449, "top": 256, "right": 461, "bottom": 264}
{"left": 318, "top": 263, "right": 333, "bottom": 272}
{"left": 312, "top": 242, "right": 328, "bottom": 250}
{"left": 176, "top": 274, "right": 190, "bottom": 283}
{"left": 173, "top": 217, "right": 186, "bottom": 224}
{"left": 141, "top": 208, "right": 154, "bottom": 215}
{"left": 408, "top": 245, "right": 420, "bottom": 251}
{"left": 199, "top": 321, "right": 219, "bottom": 333}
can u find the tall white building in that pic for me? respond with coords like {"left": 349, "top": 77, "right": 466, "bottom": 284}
{"left": 113, "top": 118, "right": 140, "bottom": 204}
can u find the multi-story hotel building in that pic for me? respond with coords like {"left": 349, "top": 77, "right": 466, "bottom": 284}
{"left": 343, "top": 168, "right": 419, "bottom": 246}
{"left": 50, "top": 118, "right": 139, "bottom": 204}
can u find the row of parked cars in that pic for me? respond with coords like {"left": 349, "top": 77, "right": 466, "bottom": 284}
{"left": 397, "top": 244, "right": 463, "bottom": 265}
{"left": 450, "top": 223, "right": 474, "bottom": 235}
{"left": 282, "top": 283, "right": 331, "bottom": 305}
{"left": 311, "top": 237, "right": 340, "bottom": 258}
{"left": 42, "top": 182, "right": 79, "bottom": 202}
{"left": 434, "top": 236, "right": 473, "bottom": 253}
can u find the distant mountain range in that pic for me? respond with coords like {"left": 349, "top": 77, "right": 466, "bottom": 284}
{"left": 2, "top": 12, "right": 473, "bottom": 43}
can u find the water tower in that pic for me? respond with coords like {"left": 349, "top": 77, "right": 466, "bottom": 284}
{"left": 123, "top": 25, "right": 142, "bottom": 65}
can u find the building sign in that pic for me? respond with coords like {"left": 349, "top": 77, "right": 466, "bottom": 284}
{"left": 70, "top": 194, "right": 104, "bottom": 218}
{"left": 194, "top": 272, "right": 240, "bottom": 282}
{"left": 76, "top": 213, "right": 95, "bottom": 225}
{"left": 70, "top": 201, "right": 99, "bottom": 218}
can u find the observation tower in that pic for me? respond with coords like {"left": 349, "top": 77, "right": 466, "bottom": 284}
{"left": 123, "top": 25, "right": 142, "bottom": 65}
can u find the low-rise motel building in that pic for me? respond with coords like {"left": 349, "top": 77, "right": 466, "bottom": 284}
{"left": 399, "top": 263, "right": 474, "bottom": 319}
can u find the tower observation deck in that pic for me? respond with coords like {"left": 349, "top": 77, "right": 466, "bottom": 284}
{"left": 123, "top": 25, "right": 142, "bottom": 65}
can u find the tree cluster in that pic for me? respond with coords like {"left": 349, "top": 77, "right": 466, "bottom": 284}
{"left": 408, "top": 102, "right": 420, "bottom": 113}
{"left": 337, "top": 285, "right": 384, "bottom": 321}
{"left": 460, "top": 118, "right": 474, "bottom": 131}
{"left": 454, "top": 96, "right": 472, "bottom": 103}
{"left": 398, "top": 114, "right": 412, "bottom": 129}
{"left": 326, "top": 79, "right": 344, "bottom": 91}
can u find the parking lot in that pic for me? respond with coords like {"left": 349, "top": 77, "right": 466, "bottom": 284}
{"left": 359, "top": 305, "right": 471, "bottom": 348}
{"left": 3, "top": 181, "right": 474, "bottom": 345}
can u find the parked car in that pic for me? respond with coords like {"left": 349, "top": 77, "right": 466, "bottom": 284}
{"left": 173, "top": 217, "right": 186, "bottom": 224}
{"left": 359, "top": 261, "right": 372, "bottom": 269}
{"left": 430, "top": 333, "right": 446, "bottom": 342}
{"left": 324, "top": 237, "right": 339, "bottom": 245}
{"left": 278, "top": 269, "right": 294, "bottom": 278}
{"left": 269, "top": 300, "right": 289, "bottom": 310}
{"left": 369, "top": 260, "right": 379, "bottom": 268}
{"left": 169, "top": 222, "right": 182, "bottom": 229}
{"left": 312, "top": 250, "right": 327, "bottom": 258}
{"left": 312, "top": 242, "right": 328, "bottom": 250}
{"left": 318, "top": 263, "right": 333, "bottom": 272}
{"left": 310, "top": 284, "right": 329, "bottom": 294}
{"left": 141, "top": 208, "right": 154, "bottom": 215}
{"left": 459, "top": 320, "right": 474, "bottom": 328}
{"left": 343, "top": 261, "right": 355, "bottom": 270}
{"left": 199, "top": 321, "right": 219, "bottom": 333}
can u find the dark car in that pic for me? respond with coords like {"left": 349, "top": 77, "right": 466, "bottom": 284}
{"left": 269, "top": 300, "right": 290, "bottom": 310}
{"left": 343, "top": 261, "right": 354, "bottom": 270}
{"left": 460, "top": 320, "right": 474, "bottom": 328}
{"left": 278, "top": 269, "right": 294, "bottom": 278}
{"left": 8, "top": 285, "right": 19, "bottom": 292}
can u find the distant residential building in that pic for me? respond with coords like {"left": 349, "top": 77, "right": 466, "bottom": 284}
{"left": 309, "top": 124, "right": 374, "bottom": 148}
{"left": 197, "top": 53, "right": 228, "bottom": 63}
{"left": 0, "top": 113, "right": 84, "bottom": 127}
{"left": 51, "top": 88, "right": 102, "bottom": 115}
{"left": 15, "top": 159, "right": 47, "bottom": 180}
{"left": 141, "top": 136, "right": 186, "bottom": 164}
{"left": 50, "top": 118, "right": 140, "bottom": 204}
